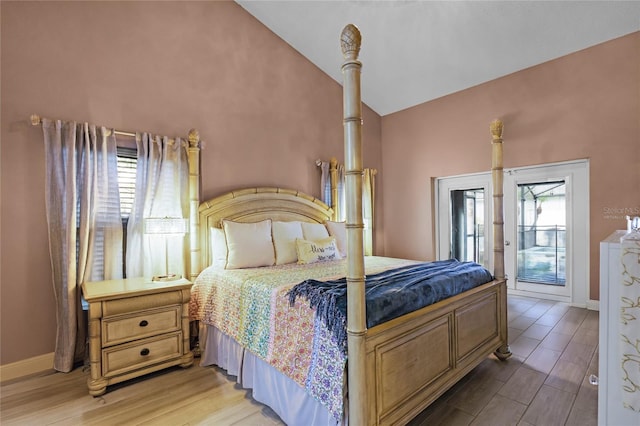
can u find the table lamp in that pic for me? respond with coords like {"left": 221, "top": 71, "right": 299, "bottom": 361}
{"left": 144, "top": 216, "right": 188, "bottom": 281}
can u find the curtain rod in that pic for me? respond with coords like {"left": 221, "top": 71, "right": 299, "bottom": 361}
{"left": 30, "top": 114, "right": 137, "bottom": 138}
{"left": 30, "top": 114, "right": 202, "bottom": 151}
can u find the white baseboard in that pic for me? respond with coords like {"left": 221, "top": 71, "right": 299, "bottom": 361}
{"left": 586, "top": 299, "right": 600, "bottom": 311}
{"left": 0, "top": 352, "right": 54, "bottom": 383}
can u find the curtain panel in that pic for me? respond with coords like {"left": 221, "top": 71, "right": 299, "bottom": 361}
{"left": 126, "top": 133, "right": 189, "bottom": 279}
{"left": 319, "top": 160, "right": 375, "bottom": 255}
{"left": 362, "top": 168, "right": 376, "bottom": 256}
{"left": 43, "top": 119, "right": 123, "bottom": 372}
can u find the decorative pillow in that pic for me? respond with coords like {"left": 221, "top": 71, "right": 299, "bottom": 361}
{"left": 325, "top": 220, "right": 346, "bottom": 258}
{"left": 301, "top": 222, "right": 330, "bottom": 241}
{"left": 295, "top": 237, "right": 339, "bottom": 265}
{"left": 272, "top": 221, "right": 304, "bottom": 265}
{"left": 222, "top": 219, "right": 275, "bottom": 269}
{"left": 210, "top": 227, "right": 228, "bottom": 269}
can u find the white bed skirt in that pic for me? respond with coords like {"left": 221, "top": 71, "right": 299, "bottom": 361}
{"left": 200, "top": 325, "right": 340, "bottom": 426}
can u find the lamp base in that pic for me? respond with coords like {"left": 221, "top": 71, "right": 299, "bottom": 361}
{"left": 152, "top": 274, "right": 181, "bottom": 282}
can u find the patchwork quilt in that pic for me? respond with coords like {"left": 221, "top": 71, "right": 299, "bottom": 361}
{"left": 189, "top": 256, "right": 492, "bottom": 421}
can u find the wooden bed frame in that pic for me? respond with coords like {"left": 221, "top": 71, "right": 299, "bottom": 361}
{"left": 188, "top": 24, "right": 510, "bottom": 426}
{"left": 194, "top": 186, "right": 509, "bottom": 425}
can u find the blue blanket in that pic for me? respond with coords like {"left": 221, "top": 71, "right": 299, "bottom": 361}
{"left": 287, "top": 259, "right": 493, "bottom": 354}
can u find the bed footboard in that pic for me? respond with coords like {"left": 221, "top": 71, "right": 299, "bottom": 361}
{"left": 364, "top": 278, "right": 508, "bottom": 425}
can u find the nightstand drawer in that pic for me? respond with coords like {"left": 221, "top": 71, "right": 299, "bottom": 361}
{"left": 102, "top": 331, "right": 182, "bottom": 377}
{"left": 102, "top": 306, "right": 181, "bottom": 346}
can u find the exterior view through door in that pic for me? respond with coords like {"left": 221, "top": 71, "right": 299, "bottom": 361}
{"left": 515, "top": 181, "right": 566, "bottom": 287}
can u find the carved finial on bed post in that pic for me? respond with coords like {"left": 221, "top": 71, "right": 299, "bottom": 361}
{"left": 340, "top": 24, "right": 361, "bottom": 60}
{"left": 490, "top": 119, "right": 503, "bottom": 141}
{"left": 188, "top": 128, "right": 200, "bottom": 148}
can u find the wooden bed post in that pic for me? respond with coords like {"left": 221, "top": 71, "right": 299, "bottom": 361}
{"left": 491, "top": 119, "right": 504, "bottom": 280}
{"left": 188, "top": 129, "right": 201, "bottom": 282}
{"left": 341, "top": 24, "right": 367, "bottom": 426}
{"left": 491, "top": 119, "right": 511, "bottom": 360}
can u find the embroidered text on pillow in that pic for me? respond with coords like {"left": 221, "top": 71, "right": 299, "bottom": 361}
{"left": 296, "top": 237, "right": 338, "bottom": 265}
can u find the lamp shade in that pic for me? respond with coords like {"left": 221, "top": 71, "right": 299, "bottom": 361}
{"left": 144, "top": 217, "right": 188, "bottom": 235}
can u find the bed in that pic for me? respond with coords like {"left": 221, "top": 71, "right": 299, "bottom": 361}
{"left": 187, "top": 25, "right": 510, "bottom": 426}
{"left": 189, "top": 188, "right": 508, "bottom": 425}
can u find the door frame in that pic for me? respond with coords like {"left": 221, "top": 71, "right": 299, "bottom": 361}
{"left": 435, "top": 159, "right": 589, "bottom": 306}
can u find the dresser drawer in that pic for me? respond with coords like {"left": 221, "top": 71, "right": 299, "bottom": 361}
{"left": 102, "top": 331, "right": 182, "bottom": 377}
{"left": 102, "top": 306, "right": 181, "bottom": 347}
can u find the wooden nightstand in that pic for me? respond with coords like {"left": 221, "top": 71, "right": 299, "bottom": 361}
{"left": 81, "top": 277, "right": 194, "bottom": 396}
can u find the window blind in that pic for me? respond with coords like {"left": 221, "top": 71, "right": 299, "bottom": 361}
{"left": 117, "top": 147, "right": 137, "bottom": 219}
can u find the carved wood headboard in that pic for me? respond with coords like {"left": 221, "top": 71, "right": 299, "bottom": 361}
{"left": 196, "top": 187, "right": 333, "bottom": 275}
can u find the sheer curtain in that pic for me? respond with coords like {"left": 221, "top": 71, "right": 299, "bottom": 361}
{"left": 320, "top": 160, "right": 331, "bottom": 204}
{"left": 319, "top": 161, "right": 346, "bottom": 221}
{"left": 319, "top": 160, "right": 375, "bottom": 255}
{"left": 43, "top": 119, "right": 123, "bottom": 372}
{"left": 362, "top": 168, "right": 376, "bottom": 256}
{"left": 126, "top": 133, "right": 189, "bottom": 279}
{"left": 336, "top": 164, "right": 346, "bottom": 221}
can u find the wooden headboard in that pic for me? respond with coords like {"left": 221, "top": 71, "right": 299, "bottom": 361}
{"left": 196, "top": 187, "right": 333, "bottom": 275}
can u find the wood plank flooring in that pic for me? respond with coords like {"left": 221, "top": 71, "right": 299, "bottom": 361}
{"left": 1, "top": 295, "right": 598, "bottom": 425}
{"left": 408, "top": 295, "right": 599, "bottom": 426}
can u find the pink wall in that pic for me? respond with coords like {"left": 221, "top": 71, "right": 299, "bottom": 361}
{"left": 2, "top": 0, "right": 636, "bottom": 368}
{"left": 381, "top": 32, "right": 640, "bottom": 302}
{"left": 0, "top": 1, "right": 382, "bottom": 366}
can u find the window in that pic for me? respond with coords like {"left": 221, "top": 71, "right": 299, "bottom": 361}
{"left": 451, "top": 188, "right": 485, "bottom": 264}
{"left": 79, "top": 145, "right": 137, "bottom": 306}
{"left": 117, "top": 147, "right": 137, "bottom": 219}
{"left": 516, "top": 181, "right": 566, "bottom": 285}
{"left": 117, "top": 146, "right": 137, "bottom": 276}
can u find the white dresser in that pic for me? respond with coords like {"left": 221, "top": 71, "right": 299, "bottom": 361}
{"left": 599, "top": 230, "right": 640, "bottom": 426}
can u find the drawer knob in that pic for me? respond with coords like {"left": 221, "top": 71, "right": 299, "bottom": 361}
{"left": 140, "top": 348, "right": 150, "bottom": 356}
{"left": 139, "top": 320, "right": 149, "bottom": 327}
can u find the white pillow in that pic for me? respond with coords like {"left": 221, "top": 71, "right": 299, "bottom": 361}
{"left": 325, "top": 221, "right": 346, "bottom": 258}
{"left": 295, "top": 237, "right": 339, "bottom": 265}
{"left": 210, "top": 227, "right": 228, "bottom": 269}
{"left": 222, "top": 219, "right": 275, "bottom": 269}
{"left": 301, "top": 222, "right": 330, "bottom": 241}
{"left": 272, "top": 221, "right": 304, "bottom": 265}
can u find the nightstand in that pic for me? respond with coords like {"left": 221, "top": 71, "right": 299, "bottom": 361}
{"left": 81, "top": 277, "right": 194, "bottom": 396}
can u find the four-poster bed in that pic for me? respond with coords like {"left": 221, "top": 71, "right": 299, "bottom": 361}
{"left": 30, "top": 22, "right": 508, "bottom": 424}
{"left": 187, "top": 25, "right": 510, "bottom": 425}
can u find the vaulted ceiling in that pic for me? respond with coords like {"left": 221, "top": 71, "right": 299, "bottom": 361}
{"left": 237, "top": 1, "right": 640, "bottom": 116}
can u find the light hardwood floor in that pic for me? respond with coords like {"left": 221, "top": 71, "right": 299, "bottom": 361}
{"left": 1, "top": 295, "right": 598, "bottom": 425}
{"left": 408, "top": 295, "right": 599, "bottom": 426}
